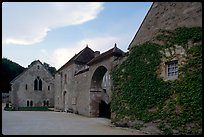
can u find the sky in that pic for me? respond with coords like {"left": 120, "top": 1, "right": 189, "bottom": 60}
{"left": 2, "top": 2, "right": 152, "bottom": 70}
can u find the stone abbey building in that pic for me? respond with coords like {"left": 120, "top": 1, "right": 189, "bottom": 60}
{"left": 54, "top": 45, "right": 125, "bottom": 117}
{"left": 10, "top": 2, "right": 202, "bottom": 119}
{"left": 10, "top": 60, "right": 55, "bottom": 110}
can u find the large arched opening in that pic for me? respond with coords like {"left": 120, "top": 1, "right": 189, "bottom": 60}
{"left": 90, "top": 66, "right": 111, "bottom": 118}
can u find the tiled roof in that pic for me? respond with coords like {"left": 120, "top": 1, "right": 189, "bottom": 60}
{"left": 87, "top": 44, "right": 125, "bottom": 66}
{"left": 57, "top": 46, "right": 95, "bottom": 72}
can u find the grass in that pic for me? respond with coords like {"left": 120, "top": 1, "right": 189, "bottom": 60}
{"left": 4, "top": 106, "right": 53, "bottom": 111}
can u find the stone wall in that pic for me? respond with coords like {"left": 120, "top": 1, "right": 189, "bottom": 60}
{"left": 128, "top": 2, "right": 202, "bottom": 49}
{"left": 54, "top": 54, "right": 125, "bottom": 117}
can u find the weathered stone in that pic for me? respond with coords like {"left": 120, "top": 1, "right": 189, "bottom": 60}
{"left": 129, "top": 2, "right": 202, "bottom": 49}
{"left": 10, "top": 60, "right": 55, "bottom": 109}
{"left": 54, "top": 46, "right": 125, "bottom": 117}
{"left": 141, "top": 123, "right": 162, "bottom": 135}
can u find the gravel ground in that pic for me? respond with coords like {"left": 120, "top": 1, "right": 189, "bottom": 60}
{"left": 2, "top": 104, "right": 147, "bottom": 135}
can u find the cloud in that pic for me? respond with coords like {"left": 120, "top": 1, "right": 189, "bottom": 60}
{"left": 52, "top": 36, "right": 119, "bottom": 69}
{"left": 2, "top": 2, "right": 104, "bottom": 45}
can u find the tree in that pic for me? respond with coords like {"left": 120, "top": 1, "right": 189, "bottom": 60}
{"left": 1, "top": 58, "right": 25, "bottom": 93}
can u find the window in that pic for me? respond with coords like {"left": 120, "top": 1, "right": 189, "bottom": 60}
{"left": 27, "top": 100, "right": 30, "bottom": 107}
{"left": 34, "top": 77, "right": 42, "bottom": 91}
{"left": 46, "top": 100, "right": 49, "bottom": 107}
{"left": 26, "top": 100, "right": 33, "bottom": 107}
{"left": 43, "top": 100, "right": 49, "bottom": 106}
{"left": 34, "top": 79, "right": 38, "bottom": 90}
{"left": 37, "top": 65, "right": 40, "bottom": 69}
{"left": 64, "top": 74, "right": 67, "bottom": 83}
{"left": 39, "top": 79, "right": 42, "bottom": 91}
{"left": 30, "top": 100, "right": 33, "bottom": 107}
{"left": 48, "top": 86, "right": 50, "bottom": 91}
{"left": 43, "top": 100, "right": 46, "bottom": 106}
{"left": 25, "top": 84, "right": 28, "bottom": 90}
{"left": 166, "top": 60, "right": 178, "bottom": 80}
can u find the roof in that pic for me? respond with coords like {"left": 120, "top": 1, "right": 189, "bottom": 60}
{"left": 10, "top": 60, "right": 53, "bottom": 84}
{"left": 57, "top": 46, "right": 95, "bottom": 72}
{"left": 87, "top": 44, "right": 125, "bottom": 66}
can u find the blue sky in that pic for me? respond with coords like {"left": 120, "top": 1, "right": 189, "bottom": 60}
{"left": 2, "top": 2, "right": 152, "bottom": 69}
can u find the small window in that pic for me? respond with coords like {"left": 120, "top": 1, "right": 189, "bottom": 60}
{"left": 27, "top": 100, "right": 30, "bottom": 107}
{"left": 48, "top": 86, "right": 50, "bottom": 91}
{"left": 37, "top": 65, "right": 40, "bottom": 69}
{"left": 46, "top": 100, "right": 49, "bottom": 107}
{"left": 43, "top": 100, "right": 46, "bottom": 106}
{"left": 65, "top": 74, "right": 67, "bottom": 83}
{"left": 25, "top": 84, "right": 28, "bottom": 90}
{"left": 166, "top": 60, "right": 178, "bottom": 80}
{"left": 30, "top": 100, "right": 33, "bottom": 107}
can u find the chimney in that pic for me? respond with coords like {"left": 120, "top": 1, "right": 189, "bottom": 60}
{"left": 94, "top": 51, "right": 100, "bottom": 57}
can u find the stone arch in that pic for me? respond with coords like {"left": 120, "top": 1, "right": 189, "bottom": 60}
{"left": 90, "top": 66, "right": 111, "bottom": 118}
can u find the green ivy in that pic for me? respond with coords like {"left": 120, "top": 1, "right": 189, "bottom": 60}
{"left": 111, "top": 27, "right": 202, "bottom": 135}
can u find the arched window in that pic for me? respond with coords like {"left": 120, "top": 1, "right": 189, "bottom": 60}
{"left": 34, "top": 77, "right": 42, "bottom": 91}
{"left": 30, "top": 100, "right": 33, "bottom": 107}
{"left": 39, "top": 79, "right": 42, "bottom": 91}
{"left": 46, "top": 100, "right": 49, "bottom": 107}
{"left": 27, "top": 100, "right": 30, "bottom": 107}
{"left": 43, "top": 100, "right": 46, "bottom": 106}
{"left": 34, "top": 79, "right": 38, "bottom": 90}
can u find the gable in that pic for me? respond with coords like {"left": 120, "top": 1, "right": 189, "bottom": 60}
{"left": 10, "top": 60, "right": 54, "bottom": 84}
{"left": 57, "top": 46, "right": 95, "bottom": 72}
{"left": 128, "top": 2, "right": 202, "bottom": 49}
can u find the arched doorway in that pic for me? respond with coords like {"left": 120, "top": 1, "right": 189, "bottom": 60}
{"left": 90, "top": 66, "right": 111, "bottom": 118}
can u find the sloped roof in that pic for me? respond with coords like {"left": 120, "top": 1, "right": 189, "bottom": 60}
{"left": 10, "top": 60, "right": 53, "bottom": 84}
{"left": 57, "top": 46, "right": 95, "bottom": 72}
{"left": 87, "top": 44, "right": 125, "bottom": 66}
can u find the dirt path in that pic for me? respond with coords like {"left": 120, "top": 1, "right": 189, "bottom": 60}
{"left": 2, "top": 104, "right": 147, "bottom": 135}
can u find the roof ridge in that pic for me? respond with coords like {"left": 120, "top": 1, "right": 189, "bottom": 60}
{"left": 57, "top": 46, "right": 94, "bottom": 72}
{"left": 10, "top": 60, "right": 53, "bottom": 84}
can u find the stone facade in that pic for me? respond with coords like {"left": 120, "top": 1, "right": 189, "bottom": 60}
{"left": 54, "top": 45, "right": 125, "bottom": 117}
{"left": 10, "top": 60, "right": 55, "bottom": 110}
{"left": 128, "top": 2, "right": 202, "bottom": 49}
{"left": 128, "top": 2, "right": 202, "bottom": 82}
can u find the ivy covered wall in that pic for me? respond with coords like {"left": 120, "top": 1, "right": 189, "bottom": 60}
{"left": 111, "top": 27, "right": 202, "bottom": 135}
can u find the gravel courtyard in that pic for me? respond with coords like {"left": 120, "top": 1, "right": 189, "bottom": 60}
{"left": 2, "top": 104, "right": 147, "bottom": 135}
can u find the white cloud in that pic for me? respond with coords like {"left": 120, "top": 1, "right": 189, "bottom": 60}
{"left": 2, "top": 2, "right": 104, "bottom": 45}
{"left": 52, "top": 36, "right": 119, "bottom": 69}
